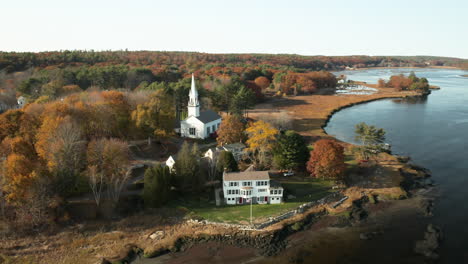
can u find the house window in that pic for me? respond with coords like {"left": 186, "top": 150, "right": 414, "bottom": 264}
{"left": 189, "top": 127, "right": 196, "bottom": 135}
{"left": 259, "top": 189, "right": 266, "bottom": 192}
{"left": 278, "top": 190, "right": 282, "bottom": 195}
{"left": 242, "top": 181, "right": 251, "bottom": 186}
{"left": 235, "top": 190, "right": 239, "bottom": 194}
{"left": 270, "top": 190, "right": 273, "bottom": 195}
{"left": 207, "top": 127, "right": 211, "bottom": 135}
{"left": 229, "top": 182, "right": 238, "bottom": 187}
{"left": 212, "top": 125, "right": 215, "bottom": 131}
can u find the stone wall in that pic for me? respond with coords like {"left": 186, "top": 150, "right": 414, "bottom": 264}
{"left": 188, "top": 192, "right": 343, "bottom": 231}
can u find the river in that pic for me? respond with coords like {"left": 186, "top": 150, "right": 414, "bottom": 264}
{"left": 325, "top": 68, "right": 468, "bottom": 263}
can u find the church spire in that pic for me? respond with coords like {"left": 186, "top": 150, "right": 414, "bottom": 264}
{"left": 188, "top": 73, "right": 200, "bottom": 117}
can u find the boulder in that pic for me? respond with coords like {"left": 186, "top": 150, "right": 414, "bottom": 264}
{"left": 149, "top": 230, "right": 165, "bottom": 240}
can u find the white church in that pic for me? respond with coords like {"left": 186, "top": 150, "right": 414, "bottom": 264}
{"left": 179, "top": 74, "right": 222, "bottom": 139}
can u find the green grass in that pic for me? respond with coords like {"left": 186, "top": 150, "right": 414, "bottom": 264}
{"left": 171, "top": 179, "right": 335, "bottom": 224}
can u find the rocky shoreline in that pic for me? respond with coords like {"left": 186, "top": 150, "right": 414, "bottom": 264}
{"left": 102, "top": 161, "right": 438, "bottom": 264}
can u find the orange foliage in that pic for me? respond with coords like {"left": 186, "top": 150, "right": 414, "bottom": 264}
{"left": 307, "top": 139, "right": 346, "bottom": 180}
{"left": 254, "top": 76, "right": 271, "bottom": 89}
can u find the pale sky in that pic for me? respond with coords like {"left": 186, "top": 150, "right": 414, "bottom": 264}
{"left": 1, "top": 0, "right": 467, "bottom": 58}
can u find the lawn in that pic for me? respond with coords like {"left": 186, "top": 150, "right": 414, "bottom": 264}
{"left": 172, "top": 178, "right": 335, "bottom": 224}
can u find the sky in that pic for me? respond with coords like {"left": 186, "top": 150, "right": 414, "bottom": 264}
{"left": 1, "top": 0, "right": 467, "bottom": 58}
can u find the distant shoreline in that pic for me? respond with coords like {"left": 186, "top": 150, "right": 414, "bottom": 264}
{"left": 334, "top": 65, "right": 460, "bottom": 72}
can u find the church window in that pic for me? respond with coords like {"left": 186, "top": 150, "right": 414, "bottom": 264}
{"left": 189, "top": 127, "right": 196, "bottom": 135}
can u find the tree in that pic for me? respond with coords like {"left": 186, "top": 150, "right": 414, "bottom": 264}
{"left": 229, "top": 86, "right": 255, "bottom": 116}
{"left": 273, "top": 130, "right": 309, "bottom": 170}
{"left": 0, "top": 110, "right": 24, "bottom": 142}
{"left": 377, "top": 79, "right": 386, "bottom": 88}
{"left": 131, "top": 89, "right": 175, "bottom": 143}
{"left": 354, "top": 122, "right": 386, "bottom": 159}
{"left": 254, "top": 76, "right": 271, "bottom": 90}
{"left": 86, "top": 138, "right": 130, "bottom": 208}
{"left": 216, "top": 114, "right": 245, "bottom": 145}
{"left": 35, "top": 116, "right": 85, "bottom": 196}
{"left": 245, "top": 120, "right": 279, "bottom": 168}
{"left": 143, "top": 165, "right": 172, "bottom": 208}
{"left": 173, "top": 141, "right": 201, "bottom": 190}
{"left": 216, "top": 151, "right": 238, "bottom": 177}
{"left": 307, "top": 139, "right": 346, "bottom": 180}
{"left": 2, "top": 153, "right": 36, "bottom": 203}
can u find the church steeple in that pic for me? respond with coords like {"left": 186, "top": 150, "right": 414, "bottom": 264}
{"left": 188, "top": 74, "right": 200, "bottom": 117}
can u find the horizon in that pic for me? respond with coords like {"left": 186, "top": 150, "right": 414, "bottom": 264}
{"left": 1, "top": 49, "right": 466, "bottom": 60}
{"left": 1, "top": 0, "right": 467, "bottom": 59}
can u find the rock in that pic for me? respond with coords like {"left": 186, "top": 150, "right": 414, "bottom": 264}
{"left": 414, "top": 224, "right": 442, "bottom": 259}
{"left": 287, "top": 194, "right": 296, "bottom": 199}
{"left": 359, "top": 233, "right": 369, "bottom": 240}
{"left": 149, "top": 230, "right": 165, "bottom": 240}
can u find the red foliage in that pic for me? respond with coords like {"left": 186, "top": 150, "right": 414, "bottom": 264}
{"left": 307, "top": 139, "right": 346, "bottom": 180}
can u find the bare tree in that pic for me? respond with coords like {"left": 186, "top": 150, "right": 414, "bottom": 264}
{"left": 87, "top": 138, "right": 130, "bottom": 209}
{"left": 87, "top": 165, "right": 104, "bottom": 207}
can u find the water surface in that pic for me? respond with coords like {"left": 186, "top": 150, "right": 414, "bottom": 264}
{"left": 326, "top": 68, "right": 468, "bottom": 263}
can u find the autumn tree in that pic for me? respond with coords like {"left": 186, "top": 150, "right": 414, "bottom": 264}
{"left": 36, "top": 116, "right": 86, "bottom": 197}
{"left": 131, "top": 89, "right": 175, "bottom": 144}
{"left": 143, "top": 165, "right": 172, "bottom": 208}
{"left": 377, "top": 79, "right": 386, "bottom": 88}
{"left": 273, "top": 130, "right": 309, "bottom": 170}
{"left": 216, "top": 114, "right": 245, "bottom": 145}
{"left": 86, "top": 138, "right": 130, "bottom": 208}
{"left": 245, "top": 120, "right": 279, "bottom": 168}
{"left": 254, "top": 76, "right": 271, "bottom": 90}
{"left": 307, "top": 139, "right": 346, "bottom": 180}
{"left": 0, "top": 110, "right": 24, "bottom": 141}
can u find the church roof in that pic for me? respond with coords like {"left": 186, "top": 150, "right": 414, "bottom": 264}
{"left": 188, "top": 74, "right": 199, "bottom": 106}
{"left": 195, "top": 110, "right": 221, "bottom": 124}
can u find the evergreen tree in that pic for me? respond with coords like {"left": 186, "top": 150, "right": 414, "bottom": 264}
{"left": 174, "top": 141, "right": 201, "bottom": 190}
{"left": 273, "top": 130, "right": 309, "bottom": 170}
{"left": 216, "top": 151, "right": 239, "bottom": 179}
{"left": 143, "top": 165, "right": 172, "bottom": 208}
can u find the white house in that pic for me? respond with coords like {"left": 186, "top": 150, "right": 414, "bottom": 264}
{"left": 17, "top": 96, "right": 26, "bottom": 108}
{"left": 165, "top": 155, "right": 176, "bottom": 171}
{"left": 204, "top": 142, "right": 247, "bottom": 162}
{"left": 222, "top": 171, "right": 283, "bottom": 205}
{"left": 180, "top": 75, "right": 222, "bottom": 139}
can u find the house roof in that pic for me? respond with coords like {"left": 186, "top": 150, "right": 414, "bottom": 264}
{"left": 223, "top": 142, "right": 246, "bottom": 150}
{"left": 224, "top": 171, "right": 270, "bottom": 181}
{"left": 195, "top": 110, "right": 221, "bottom": 124}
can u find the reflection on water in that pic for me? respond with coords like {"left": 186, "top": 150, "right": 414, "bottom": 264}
{"left": 326, "top": 68, "right": 468, "bottom": 264}
{"left": 392, "top": 95, "right": 428, "bottom": 104}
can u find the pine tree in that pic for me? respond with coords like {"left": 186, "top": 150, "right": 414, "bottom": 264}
{"left": 143, "top": 165, "right": 171, "bottom": 208}
{"left": 273, "top": 130, "right": 309, "bottom": 170}
{"left": 216, "top": 151, "right": 239, "bottom": 179}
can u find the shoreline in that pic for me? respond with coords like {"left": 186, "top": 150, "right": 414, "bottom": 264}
{"left": 121, "top": 90, "right": 434, "bottom": 263}
{"left": 333, "top": 65, "right": 460, "bottom": 72}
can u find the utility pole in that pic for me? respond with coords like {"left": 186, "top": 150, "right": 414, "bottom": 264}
{"left": 250, "top": 192, "right": 253, "bottom": 226}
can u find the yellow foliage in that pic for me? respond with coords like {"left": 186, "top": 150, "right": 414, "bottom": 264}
{"left": 245, "top": 120, "right": 278, "bottom": 153}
